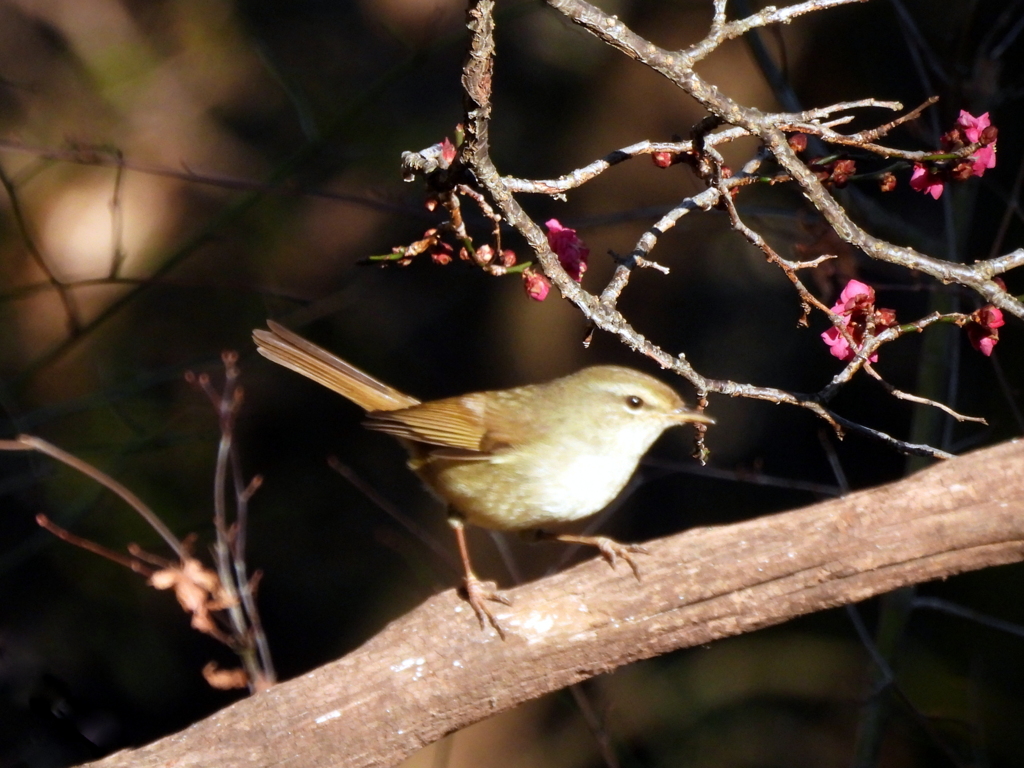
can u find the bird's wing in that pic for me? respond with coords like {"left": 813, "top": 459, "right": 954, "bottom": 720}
{"left": 364, "top": 394, "right": 493, "bottom": 453}
{"left": 364, "top": 388, "right": 539, "bottom": 456}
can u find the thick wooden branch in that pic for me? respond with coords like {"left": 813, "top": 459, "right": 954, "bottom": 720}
{"left": 81, "top": 439, "right": 1024, "bottom": 768}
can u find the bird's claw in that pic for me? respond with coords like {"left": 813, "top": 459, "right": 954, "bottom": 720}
{"left": 594, "top": 537, "right": 648, "bottom": 580}
{"left": 462, "top": 574, "right": 511, "bottom": 639}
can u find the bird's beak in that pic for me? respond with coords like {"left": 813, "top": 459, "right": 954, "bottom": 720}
{"left": 672, "top": 407, "right": 715, "bottom": 425}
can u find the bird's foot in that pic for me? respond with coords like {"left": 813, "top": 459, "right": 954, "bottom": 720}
{"left": 535, "top": 530, "right": 648, "bottom": 580}
{"left": 592, "top": 537, "right": 648, "bottom": 580}
{"left": 461, "top": 573, "right": 511, "bottom": 639}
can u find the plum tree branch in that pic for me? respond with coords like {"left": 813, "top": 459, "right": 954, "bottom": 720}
{"left": 545, "top": 0, "right": 1024, "bottom": 319}
{"left": 78, "top": 439, "right": 1024, "bottom": 768}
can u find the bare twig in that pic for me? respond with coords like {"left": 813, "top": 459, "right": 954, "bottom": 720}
{"left": 0, "top": 435, "right": 185, "bottom": 557}
{"left": 186, "top": 353, "right": 276, "bottom": 691}
{"left": 35, "top": 513, "right": 154, "bottom": 575}
{"left": 863, "top": 363, "right": 987, "bottom": 424}
{"left": 544, "top": 0, "right": 1024, "bottom": 319}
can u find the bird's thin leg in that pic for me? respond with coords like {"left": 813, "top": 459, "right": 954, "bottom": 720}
{"left": 534, "top": 531, "right": 648, "bottom": 580}
{"left": 449, "top": 516, "right": 510, "bottom": 638}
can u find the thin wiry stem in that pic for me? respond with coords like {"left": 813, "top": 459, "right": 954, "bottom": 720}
{"left": 0, "top": 435, "right": 185, "bottom": 557}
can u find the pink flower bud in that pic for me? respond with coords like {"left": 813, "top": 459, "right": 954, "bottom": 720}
{"left": 439, "top": 137, "right": 457, "bottom": 166}
{"left": 522, "top": 268, "right": 550, "bottom": 301}
{"left": 544, "top": 219, "right": 589, "bottom": 281}
{"left": 652, "top": 152, "right": 676, "bottom": 168}
{"left": 474, "top": 244, "right": 494, "bottom": 265}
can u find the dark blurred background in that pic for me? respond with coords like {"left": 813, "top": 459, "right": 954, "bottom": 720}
{"left": 0, "top": 0, "right": 1021, "bottom": 766}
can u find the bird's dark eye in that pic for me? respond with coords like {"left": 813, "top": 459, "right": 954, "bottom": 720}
{"left": 626, "top": 395, "right": 644, "bottom": 410}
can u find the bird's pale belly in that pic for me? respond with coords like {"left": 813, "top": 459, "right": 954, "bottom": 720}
{"left": 415, "top": 450, "right": 637, "bottom": 531}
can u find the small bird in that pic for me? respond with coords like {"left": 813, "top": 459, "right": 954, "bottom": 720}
{"left": 253, "top": 321, "right": 712, "bottom": 635}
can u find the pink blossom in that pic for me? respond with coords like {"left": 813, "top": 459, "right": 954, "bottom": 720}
{"left": 970, "top": 144, "right": 997, "bottom": 177}
{"left": 545, "top": 219, "right": 589, "bottom": 281}
{"left": 835, "top": 279, "right": 876, "bottom": 311}
{"left": 955, "top": 111, "right": 991, "bottom": 143}
{"left": 955, "top": 111, "right": 998, "bottom": 177}
{"left": 821, "top": 325, "right": 860, "bottom": 362}
{"left": 910, "top": 164, "right": 945, "bottom": 199}
{"left": 912, "top": 111, "right": 998, "bottom": 198}
{"left": 522, "top": 268, "right": 550, "bottom": 301}
{"left": 820, "top": 279, "right": 897, "bottom": 363}
{"left": 966, "top": 305, "right": 1005, "bottom": 356}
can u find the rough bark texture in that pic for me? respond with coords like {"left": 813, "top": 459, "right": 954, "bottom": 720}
{"left": 81, "top": 439, "right": 1024, "bottom": 768}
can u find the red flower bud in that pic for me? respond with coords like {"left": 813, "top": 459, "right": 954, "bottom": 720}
{"left": 430, "top": 240, "right": 454, "bottom": 265}
{"left": 833, "top": 159, "right": 856, "bottom": 176}
{"left": 439, "top": 137, "right": 457, "bottom": 166}
{"left": 874, "top": 307, "right": 898, "bottom": 329}
{"left": 545, "top": 219, "right": 589, "bottom": 281}
{"left": 652, "top": 152, "right": 676, "bottom": 168}
{"left": 522, "top": 268, "right": 550, "bottom": 301}
{"left": 474, "top": 244, "right": 494, "bottom": 265}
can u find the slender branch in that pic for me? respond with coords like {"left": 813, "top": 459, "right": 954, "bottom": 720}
{"left": 188, "top": 355, "right": 276, "bottom": 691}
{"left": 0, "top": 436, "right": 185, "bottom": 557}
{"left": 599, "top": 187, "right": 719, "bottom": 307}
{"left": 327, "top": 457, "right": 459, "bottom": 575}
{"left": 453, "top": 0, "right": 964, "bottom": 460}
{"left": 35, "top": 513, "right": 154, "bottom": 576}
{"left": 862, "top": 363, "right": 987, "bottom": 424}
{"left": 502, "top": 132, "right": 746, "bottom": 194}
{"left": 912, "top": 596, "right": 1024, "bottom": 640}
{"left": 826, "top": 413, "right": 955, "bottom": 459}
{"left": 546, "top": 0, "right": 1024, "bottom": 319}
